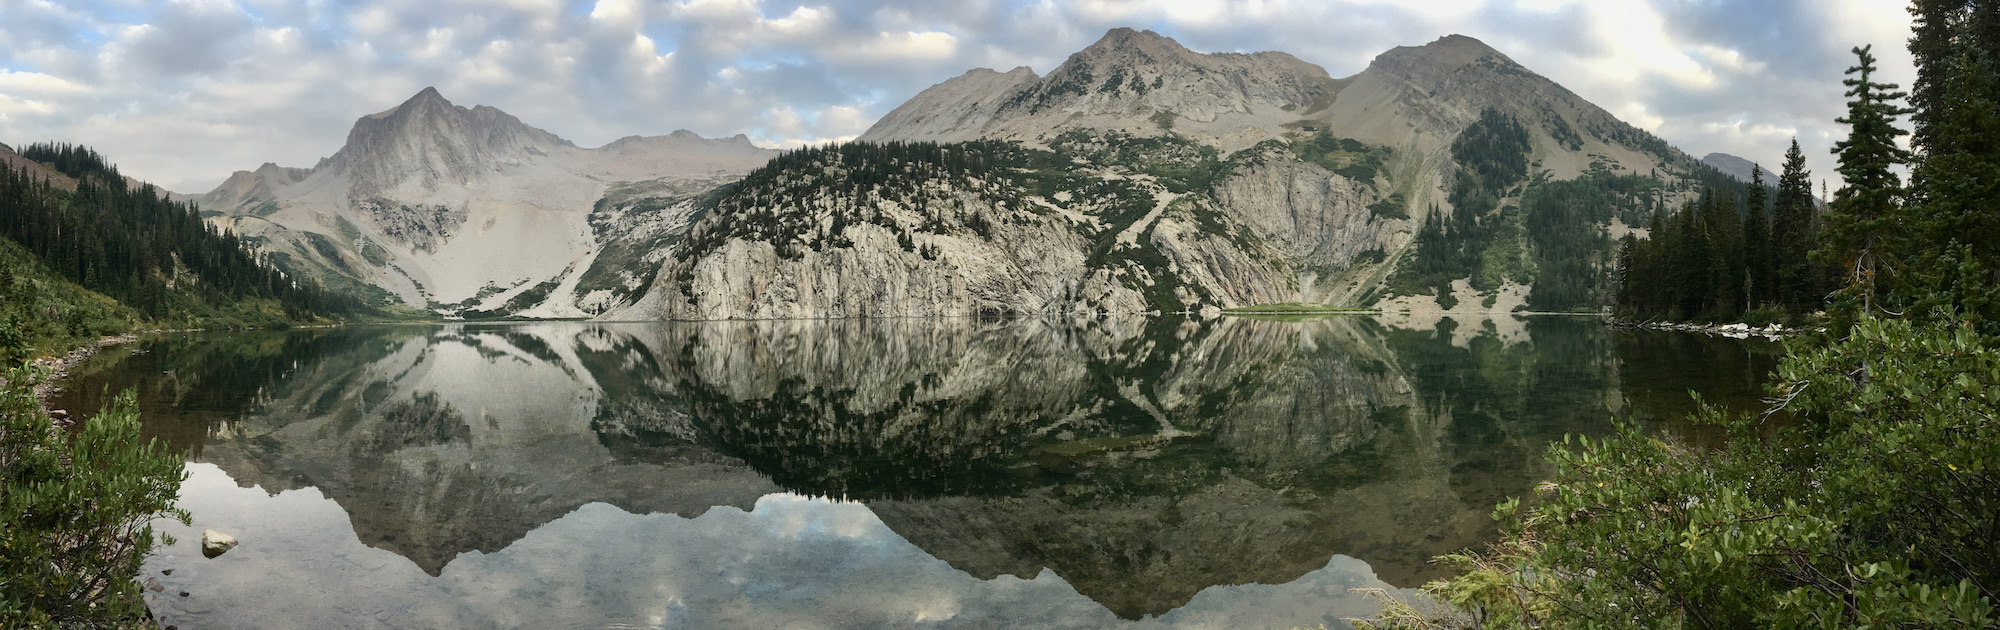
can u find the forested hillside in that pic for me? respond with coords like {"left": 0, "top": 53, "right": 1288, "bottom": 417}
{"left": 0, "top": 142, "right": 357, "bottom": 329}
{"left": 1385, "top": 108, "right": 1748, "bottom": 312}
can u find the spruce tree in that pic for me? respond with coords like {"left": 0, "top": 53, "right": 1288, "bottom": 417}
{"left": 1819, "top": 45, "right": 1914, "bottom": 318}
{"left": 1700, "top": 189, "right": 1745, "bottom": 320}
{"left": 1901, "top": 0, "right": 2000, "bottom": 333}
{"left": 1743, "top": 167, "right": 1774, "bottom": 308}
{"left": 1773, "top": 139, "right": 1818, "bottom": 314}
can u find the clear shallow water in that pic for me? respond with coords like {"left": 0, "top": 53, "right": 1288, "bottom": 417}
{"left": 54, "top": 315, "right": 1779, "bottom": 629}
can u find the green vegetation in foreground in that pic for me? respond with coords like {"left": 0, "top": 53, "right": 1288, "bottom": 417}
{"left": 1, "top": 366, "right": 188, "bottom": 627}
{"left": 1359, "top": 9, "right": 2000, "bottom": 627}
{"left": 1361, "top": 316, "right": 1998, "bottom": 628}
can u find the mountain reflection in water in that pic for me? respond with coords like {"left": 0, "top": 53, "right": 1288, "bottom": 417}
{"left": 53, "top": 316, "right": 1779, "bottom": 628}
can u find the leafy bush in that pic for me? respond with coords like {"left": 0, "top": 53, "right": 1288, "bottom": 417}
{"left": 1391, "top": 315, "right": 1997, "bottom": 628}
{"left": 1, "top": 366, "right": 188, "bottom": 627}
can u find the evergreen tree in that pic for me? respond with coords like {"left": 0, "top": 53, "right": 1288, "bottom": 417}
{"left": 1743, "top": 167, "right": 1774, "bottom": 307}
{"left": 1819, "top": 45, "right": 1914, "bottom": 318}
{"left": 1702, "top": 189, "right": 1745, "bottom": 320}
{"left": 1900, "top": 0, "right": 2000, "bottom": 334}
{"left": 1773, "top": 139, "right": 1819, "bottom": 313}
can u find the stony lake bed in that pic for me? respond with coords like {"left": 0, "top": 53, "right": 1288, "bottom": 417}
{"left": 52, "top": 315, "right": 1779, "bottom": 629}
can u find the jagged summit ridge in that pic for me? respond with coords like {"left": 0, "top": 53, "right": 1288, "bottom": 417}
{"left": 859, "top": 28, "right": 1334, "bottom": 149}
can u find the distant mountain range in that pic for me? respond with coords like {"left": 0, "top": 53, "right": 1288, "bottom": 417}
{"left": 191, "top": 87, "right": 775, "bottom": 316}
{"left": 179, "top": 28, "right": 1747, "bottom": 319}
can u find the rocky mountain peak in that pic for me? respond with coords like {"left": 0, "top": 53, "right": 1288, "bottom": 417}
{"left": 860, "top": 27, "right": 1331, "bottom": 147}
{"left": 329, "top": 88, "right": 574, "bottom": 200}
{"left": 1359, "top": 33, "right": 1531, "bottom": 94}
{"left": 1073, "top": 27, "right": 1191, "bottom": 61}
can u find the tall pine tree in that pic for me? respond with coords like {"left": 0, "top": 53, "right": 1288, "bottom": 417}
{"left": 1743, "top": 167, "right": 1774, "bottom": 308}
{"left": 1900, "top": 0, "right": 2000, "bottom": 333}
{"left": 1773, "top": 139, "right": 1820, "bottom": 313}
{"left": 1820, "top": 45, "right": 1914, "bottom": 318}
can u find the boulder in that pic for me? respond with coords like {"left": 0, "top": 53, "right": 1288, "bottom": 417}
{"left": 202, "top": 529, "right": 238, "bottom": 558}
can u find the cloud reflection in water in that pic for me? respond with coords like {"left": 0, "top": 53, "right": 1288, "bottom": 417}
{"left": 145, "top": 463, "right": 1399, "bottom": 629}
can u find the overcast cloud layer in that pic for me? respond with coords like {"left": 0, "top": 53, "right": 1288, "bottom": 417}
{"left": 0, "top": 0, "right": 1913, "bottom": 194}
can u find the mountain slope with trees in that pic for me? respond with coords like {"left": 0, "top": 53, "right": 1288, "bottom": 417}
{"left": 606, "top": 30, "right": 1738, "bottom": 318}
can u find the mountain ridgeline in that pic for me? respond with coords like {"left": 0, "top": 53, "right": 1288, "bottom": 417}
{"left": 177, "top": 29, "right": 1751, "bottom": 319}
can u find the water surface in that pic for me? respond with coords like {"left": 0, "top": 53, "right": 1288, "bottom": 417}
{"left": 54, "top": 315, "right": 1779, "bottom": 629}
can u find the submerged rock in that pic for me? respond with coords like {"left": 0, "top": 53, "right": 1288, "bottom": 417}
{"left": 202, "top": 529, "right": 239, "bottom": 558}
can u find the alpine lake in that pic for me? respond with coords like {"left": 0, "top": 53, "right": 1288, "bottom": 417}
{"left": 52, "top": 314, "right": 1780, "bottom": 629}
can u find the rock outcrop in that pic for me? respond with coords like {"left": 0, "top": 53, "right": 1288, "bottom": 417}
{"left": 604, "top": 134, "right": 1398, "bottom": 319}
{"left": 201, "top": 529, "right": 239, "bottom": 558}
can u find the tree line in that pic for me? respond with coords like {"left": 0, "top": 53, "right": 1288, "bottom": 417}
{"left": 1616, "top": 1, "right": 2000, "bottom": 336}
{"left": 1390, "top": 107, "right": 1742, "bottom": 313}
{"left": 1613, "top": 141, "right": 1830, "bottom": 323}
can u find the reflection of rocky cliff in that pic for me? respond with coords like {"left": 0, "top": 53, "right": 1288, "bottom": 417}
{"left": 647, "top": 316, "right": 1579, "bottom": 618}
{"left": 63, "top": 316, "right": 1655, "bottom": 619}
{"left": 84, "top": 326, "right": 781, "bottom": 575}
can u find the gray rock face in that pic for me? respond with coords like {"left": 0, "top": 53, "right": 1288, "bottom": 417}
{"left": 1173, "top": 142, "right": 1402, "bottom": 303}
{"left": 859, "top": 27, "right": 1335, "bottom": 150}
{"left": 352, "top": 198, "right": 467, "bottom": 253}
{"left": 605, "top": 133, "right": 1397, "bottom": 319}
{"left": 637, "top": 196, "right": 1134, "bottom": 320}
{"left": 1701, "top": 152, "right": 1794, "bottom": 188}
{"left": 329, "top": 87, "right": 573, "bottom": 201}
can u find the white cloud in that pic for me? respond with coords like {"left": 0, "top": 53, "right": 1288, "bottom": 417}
{"left": 0, "top": 69, "right": 89, "bottom": 94}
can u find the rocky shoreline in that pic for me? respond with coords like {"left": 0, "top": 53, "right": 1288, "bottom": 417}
{"left": 1606, "top": 319, "right": 1800, "bottom": 340}
{"left": 30, "top": 333, "right": 138, "bottom": 426}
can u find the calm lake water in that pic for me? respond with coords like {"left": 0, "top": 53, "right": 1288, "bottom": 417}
{"left": 54, "top": 315, "right": 1779, "bottom": 629}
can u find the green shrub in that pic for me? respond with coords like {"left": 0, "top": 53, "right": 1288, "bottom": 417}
{"left": 1, "top": 365, "right": 188, "bottom": 627}
{"left": 1392, "top": 315, "right": 1997, "bottom": 629}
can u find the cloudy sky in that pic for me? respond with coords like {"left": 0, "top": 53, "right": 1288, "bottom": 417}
{"left": 0, "top": 0, "right": 1913, "bottom": 194}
